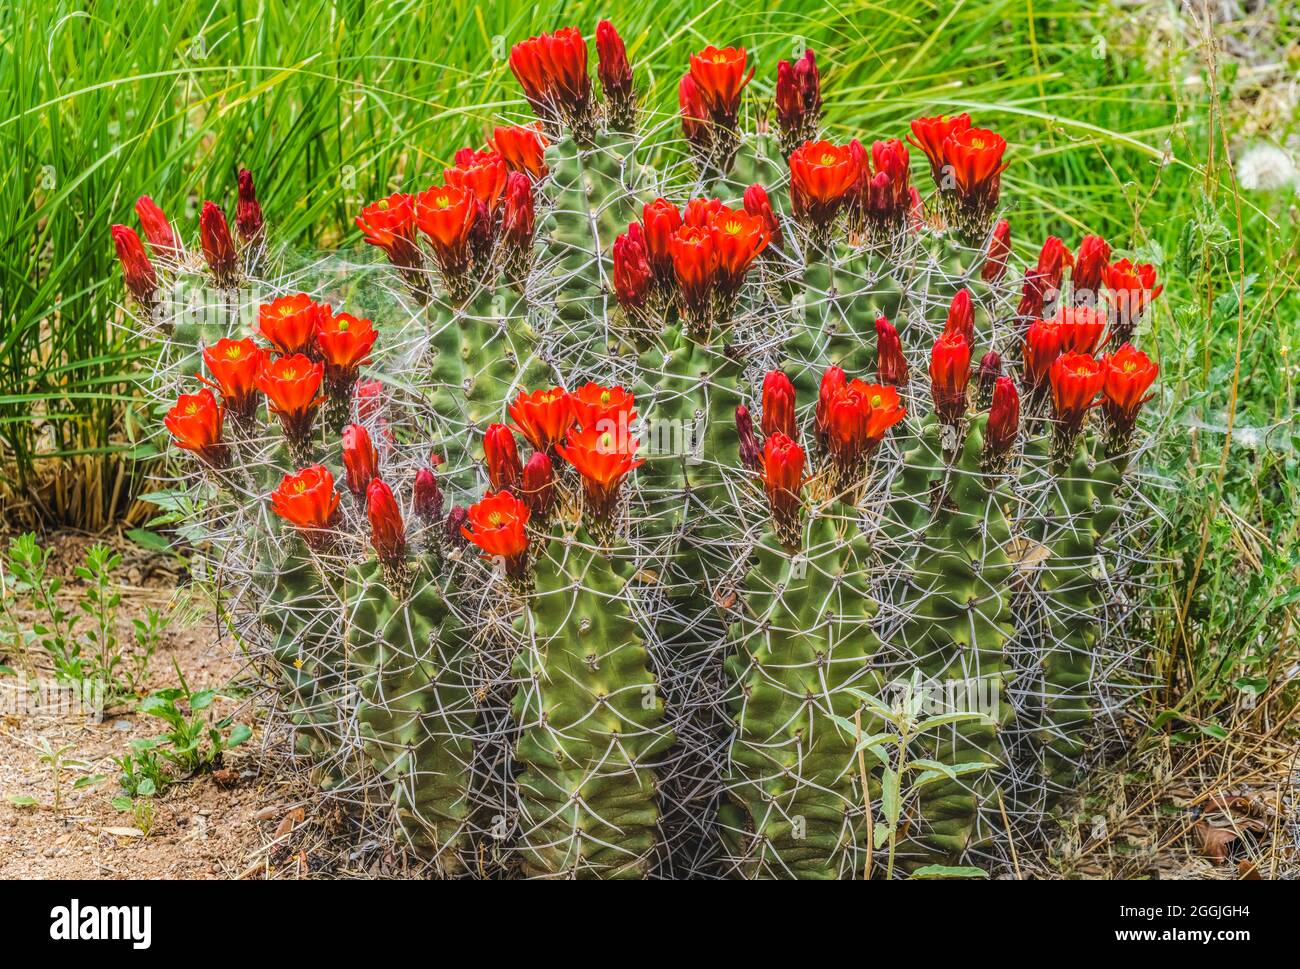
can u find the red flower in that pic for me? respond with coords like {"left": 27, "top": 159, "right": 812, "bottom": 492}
{"left": 501, "top": 172, "right": 535, "bottom": 256}
{"left": 687, "top": 45, "right": 754, "bottom": 124}
{"left": 509, "top": 387, "right": 575, "bottom": 454}
{"left": 356, "top": 193, "right": 424, "bottom": 271}
{"left": 929, "top": 331, "right": 972, "bottom": 423}
{"left": 1101, "top": 343, "right": 1158, "bottom": 441}
{"left": 445, "top": 149, "right": 509, "bottom": 216}
{"left": 522, "top": 451, "right": 556, "bottom": 521}
{"left": 824, "top": 379, "right": 905, "bottom": 464}
{"left": 201, "top": 337, "right": 265, "bottom": 422}
{"left": 679, "top": 73, "right": 710, "bottom": 153}
{"left": 316, "top": 311, "right": 377, "bottom": 383}
{"left": 977, "top": 350, "right": 1002, "bottom": 403}
{"left": 491, "top": 124, "right": 549, "bottom": 179}
{"left": 944, "top": 127, "right": 1007, "bottom": 204}
{"left": 556, "top": 423, "right": 644, "bottom": 508}
{"left": 165, "top": 388, "right": 227, "bottom": 468}
{"left": 984, "top": 376, "right": 1020, "bottom": 462}
{"left": 596, "top": 20, "right": 635, "bottom": 127}
{"left": 761, "top": 370, "right": 797, "bottom": 440}
{"left": 735, "top": 404, "right": 761, "bottom": 472}
{"left": 413, "top": 465, "right": 444, "bottom": 524}
{"left": 259, "top": 293, "right": 327, "bottom": 357}
{"left": 1054, "top": 305, "right": 1107, "bottom": 355}
{"left": 338, "top": 423, "right": 378, "bottom": 497}
{"left": 257, "top": 353, "right": 324, "bottom": 438}
{"left": 572, "top": 382, "right": 636, "bottom": 431}
{"left": 484, "top": 422, "right": 523, "bottom": 493}
{"left": 642, "top": 199, "right": 681, "bottom": 281}
{"left": 760, "top": 431, "right": 804, "bottom": 544}
{"left": 271, "top": 466, "right": 341, "bottom": 533}
{"left": 135, "top": 197, "right": 178, "bottom": 255}
{"left": 774, "top": 49, "right": 821, "bottom": 150}
{"left": 1104, "top": 258, "right": 1163, "bottom": 339}
{"left": 509, "top": 28, "right": 592, "bottom": 131}
{"left": 366, "top": 479, "right": 407, "bottom": 568}
{"left": 1072, "top": 234, "right": 1111, "bottom": 301}
{"left": 199, "top": 201, "right": 238, "bottom": 286}
{"left": 1018, "top": 236, "right": 1073, "bottom": 319}
{"left": 875, "top": 316, "right": 908, "bottom": 386}
{"left": 613, "top": 225, "right": 654, "bottom": 313}
{"left": 461, "top": 491, "right": 530, "bottom": 577}
{"left": 907, "top": 113, "right": 972, "bottom": 177}
{"left": 415, "top": 184, "right": 478, "bottom": 295}
{"left": 236, "top": 168, "right": 264, "bottom": 243}
{"left": 788, "top": 140, "right": 861, "bottom": 227}
{"left": 670, "top": 225, "right": 718, "bottom": 323}
{"left": 111, "top": 225, "right": 158, "bottom": 307}
{"left": 982, "top": 218, "right": 1011, "bottom": 282}
{"left": 743, "top": 184, "right": 782, "bottom": 249}
{"left": 1049, "top": 351, "right": 1105, "bottom": 440}
{"left": 852, "top": 138, "right": 912, "bottom": 240}
{"left": 710, "top": 207, "right": 770, "bottom": 294}
{"left": 815, "top": 365, "right": 847, "bottom": 446}
{"left": 683, "top": 197, "right": 727, "bottom": 228}
{"left": 1022, "top": 318, "right": 1062, "bottom": 390}
{"left": 943, "top": 289, "right": 975, "bottom": 345}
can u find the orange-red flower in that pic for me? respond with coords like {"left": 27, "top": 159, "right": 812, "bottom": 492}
{"left": 316, "top": 311, "right": 377, "bottom": 387}
{"left": 111, "top": 225, "right": 158, "bottom": 307}
{"left": 491, "top": 124, "right": 549, "bottom": 179}
{"left": 641, "top": 199, "right": 682, "bottom": 281}
{"left": 236, "top": 168, "right": 264, "bottom": 243}
{"left": 135, "top": 196, "right": 178, "bottom": 255}
{"left": 1023, "top": 318, "right": 1062, "bottom": 391}
{"left": 1101, "top": 343, "right": 1158, "bottom": 442}
{"left": 824, "top": 379, "right": 905, "bottom": 460}
{"left": 683, "top": 197, "right": 727, "bottom": 228}
{"left": 1049, "top": 351, "right": 1105, "bottom": 442}
{"left": 571, "top": 382, "right": 636, "bottom": 431}
{"left": 1072, "top": 234, "right": 1111, "bottom": 302}
{"left": 761, "top": 431, "right": 804, "bottom": 545}
{"left": 815, "top": 365, "right": 847, "bottom": 448}
{"left": 743, "top": 184, "right": 782, "bottom": 250}
{"left": 907, "top": 113, "right": 972, "bottom": 177}
{"left": 509, "top": 387, "right": 575, "bottom": 454}
{"left": 670, "top": 225, "right": 718, "bottom": 326}
{"left": 710, "top": 207, "right": 770, "bottom": 294}
{"left": 165, "top": 388, "right": 227, "bottom": 468}
{"left": 761, "top": 370, "right": 796, "bottom": 440}
{"left": 944, "top": 289, "right": 975, "bottom": 345}
{"left": 415, "top": 184, "right": 478, "bottom": 297}
{"left": 199, "top": 201, "right": 238, "bottom": 287}
{"left": 982, "top": 218, "right": 1011, "bottom": 282}
{"left": 944, "top": 127, "right": 1007, "bottom": 202}
{"left": 366, "top": 479, "right": 407, "bottom": 569}
{"left": 342, "top": 424, "right": 379, "bottom": 497}
{"left": 1054, "top": 305, "right": 1107, "bottom": 355}
{"left": 271, "top": 466, "right": 341, "bottom": 534}
{"left": 484, "top": 422, "right": 523, "bottom": 493}
{"left": 201, "top": 337, "right": 265, "bottom": 421}
{"left": 556, "top": 423, "right": 643, "bottom": 525}
{"left": 501, "top": 172, "right": 535, "bottom": 262}
{"left": 509, "top": 28, "right": 592, "bottom": 132}
{"left": 788, "top": 140, "right": 861, "bottom": 228}
{"left": 613, "top": 225, "right": 653, "bottom": 313}
{"left": 1104, "top": 258, "right": 1163, "bottom": 341}
{"left": 461, "top": 490, "right": 531, "bottom": 578}
{"left": 687, "top": 45, "right": 754, "bottom": 124}
{"left": 875, "top": 317, "right": 908, "bottom": 386}
{"left": 446, "top": 149, "right": 509, "bottom": 216}
{"left": 356, "top": 193, "right": 424, "bottom": 272}
{"left": 259, "top": 294, "right": 328, "bottom": 357}
{"left": 929, "top": 332, "right": 972, "bottom": 424}
{"left": 257, "top": 353, "right": 324, "bottom": 440}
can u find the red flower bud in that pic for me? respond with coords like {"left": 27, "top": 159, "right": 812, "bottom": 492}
{"left": 1022, "top": 318, "right": 1061, "bottom": 390}
{"left": 509, "top": 387, "right": 575, "bottom": 454}
{"left": 815, "top": 365, "right": 847, "bottom": 446}
{"left": 679, "top": 73, "right": 710, "bottom": 154}
{"left": 484, "top": 422, "right": 523, "bottom": 493}
{"left": 977, "top": 350, "right": 1002, "bottom": 404}
{"left": 984, "top": 376, "right": 1019, "bottom": 461}
{"left": 1054, "top": 305, "right": 1107, "bottom": 355}
{"left": 135, "top": 196, "right": 178, "bottom": 255}
{"left": 761, "top": 431, "right": 804, "bottom": 544}
{"left": 981, "top": 218, "right": 1011, "bottom": 282}
{"left": 236, "top": 168, "right": 264, "bottom": 243}
{"left": 413, "top": 466, "right": 444, "bottom": 524}
{"left": 271, "top": 466, "right": 340, "bottom": 535}
{"left": 462, "top": 491, "right": 530, "bottom": 578}
{"left": 445, "top": 505, "right": 470, "bottom": 549}
{"left": 596, "top": 20, "right": 635, "bottom": 127}
{"left": 165, "top": 388, "right": 227, "bottom": 468}
{"left": 342, "top": 424, "right": 380, "bottom": 497}
{"left": 111, "top": 225, "right": 158, "bottom": 307}
{"left": 201, "top": 337, "right": 265, "bottom": 422}
{"left": 929, "top": 331, "right": 972, "bottom": 424}
{"left": 1101, "top": 343, "right": 1158, "bottom": 443}
{"left": 688, "top": 45, "right": 754, "bottom": 125}
{"left": 642, "top": 199, "right": 682, "bottom": 282}
{"left": 1072, "top": 234, "right": 1110, "bottom": 302}
{"left": 491, "top": 123, "right": 549, "bottom": 179}
{"left": 367, "top": 479, "right": 407, "bottom": 569}
{"left": 259, "top": 293, "right": 327, "bottom": 357}
{"left": 613, "top": 224, "right": 654, "bottom": 312}
{"left": 736, "top": 404, "right": 762, "bottom": 472}
{"left": 761, "top": 370, "right": 797, "bottom": 440}
{"left": 943, "top": 289, "right": 975, "bottom": 345}
{"left": 743, "top": 184, "right": 782, "bottom": 249}
{"left": 1018, "top": 236, "right": 1073, "bottom": 319}
{"left": 875, "top": 317, "right": 908, "bottom": 386}
{"left": 199, "top": 201, "right": 238, "bottom": 287}
{"left": 522, "top": 451, "right": 556, "bottom": 521}
{"left": 501, "top": 171, "right": 535, "bottom": 254}
{"left": 775, "top": 49, "right": 821, "bottom": 150}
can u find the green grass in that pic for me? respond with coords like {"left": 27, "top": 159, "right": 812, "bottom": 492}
{"left": 1, "top": 0, "right": 1297, "bottom": 725}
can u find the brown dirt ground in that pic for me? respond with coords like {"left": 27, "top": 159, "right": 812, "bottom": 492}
{"left": 1, "top": 530, "right": 1295, "bottom": 879}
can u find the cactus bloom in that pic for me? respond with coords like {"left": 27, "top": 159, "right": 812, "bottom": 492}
{"left": 929, "top": 331, "right": 972, "bottom": 424}
{"left": 462, "top": 491, "right": 530, "bottom": 578}
{"left": 257, "top": 353, "right": 324, "bottom": 442}
{"left": 510, "top": 28, "right": 592, "bottom": 135}
{"left": 761, "top": 431, "right": 805, "bottom": 546}
{"left": 1104, "top": 258, "right": 1162, "bottom": 343}
{"left": 165, "top": 388, "right": 228, "bottom": 468}
{"left": 501, "top": 172, "right": 536, "bottom": 253}
{"left": 669, "top": 225, "right": 718, "bottom": 330}
{"left": 983, "top": 376, "right": 1020, "bottom": 468}
{"left": 875, "top": 317, "right": 908, "bottom": 386}
{"left": 815, "top": 364, "right": 847, "bottom": 448}
{"left": 679, "top": 73, "right": 711, "bottom": 157}
{"left": 710, "top": 207, "right": 770, "bottom": 295}
{"left": 1101, "top": 343, "right": 1158, "bottom": 445}
{"left": 596, "top": 20, "right": 636, "bottom": 128}
{"left": 356, "top": 193, "right": 425, "bottom": 274}
{"left": 413, "top": 465, "right": 444, "bottom": 525}
{"left": 943, "top": 289, "right": 975, "bottom": 345}
{"left": 446, "top": 148, "right": 509, "bottom": 216}
{"left": 613, "top": 224, "right": 654, "bottom": 315}
{"left": 761, "top": 370, "right": 797, "bottom": 440}
{"left": 820, "top": 377, "right": 905, "bottom": 493}
{"left": 788, "top": 140, "right": 860, "bottom": 229}
{"left": 484, "top": 422, "right": 523, "bottom": 493}
{"left": 199, "top": 201, "right": 239, "bottom": 287}
{"left": 642, "top": 199, "right": 682, "bottom": 282}
{"left": 236, "top": 168, "right": 264, "bottom": 243}
{"left": 415, "top": 184, "right": 478, "bottom": 295}
{"left": 342, "top": 424, "right": 380, "bottom": 497}
{"left": 316, "top": 311, "right": 377, "bottom": 390}
{"left": 366, "top": 479, "right": 407, "bottom": 570}
{"left": 982, "top": 218, "right": 1011, "bottom": 282}
{"left": 572, "top": 382, "right": 636, "bottom": 432}
{"left": 1049, "top": 351, "right": 1105, "bottom": 445}
{"left": 743, "top": 184, "right": 782, "bottom": 249}
{"left": 850, "top": 138, "right": 912, "bottom": 241}
{"left": 907, "top": 113, "right": 973, "bottom": 180}
{"left": 687, "top": 45, "right": 754, "bottom": 125}
{"left": 445, "top": 505, "right": 470, "bottom": 548}
{"left": 491, "top": 123, "right": 549, "bottom": 179}
{"left": 944, "top": 127, "right": 1007, "bottom": 213}
{"left": 1072, "top": 234, "right": 1111, "bottom": 303}
{"left": 271, "top": 466, "right": 341, "bottom": 534}
{"left": 1018, "top": 236, "right": 1073, "bottom": 320}
{"left": 1054, "top": 305, "right": 1107, "bottom": 355}
{"left": 774, "top": 49, "right": 821, "bottom": 151}
{"left": 135, "top": 196, "right": 178, "bottom": 255}
{"left": 509, "top": 387, "right": 575, "bottom": 454}
{"left": 977, "top": 349, "right": 1002, "bottom": 407}
{"left": 522, "top": 451, "right": 557, "bottom": 521}
{"left": 735, "top": 405, "right": 762, "bottom": 472}
{"left": 111, "top": 225, "right": 159, "bottom": 308}
{"left": 201, "top": 337, "right": 265, "bottom": 422}
{"left": 1022, "top": 318, "right": 1062, "bottom": 390}
{"left": 259, "top": 293, "right": 327, "bottom": 357}
{"left": 556, "top": 424, "right": 644, "bottom": 524}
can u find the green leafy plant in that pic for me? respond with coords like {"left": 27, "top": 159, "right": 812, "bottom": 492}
{"left": 129, "top": 659, "right": 251, "bottom": 780}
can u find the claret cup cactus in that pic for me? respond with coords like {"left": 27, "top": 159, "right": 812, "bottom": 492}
{"left": 121, "top": 20, "right": 1164, "bottom": 878}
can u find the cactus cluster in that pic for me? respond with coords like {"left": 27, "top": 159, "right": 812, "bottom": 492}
{"left": 121, "top": 21, "right": 1164, "bottom": 878}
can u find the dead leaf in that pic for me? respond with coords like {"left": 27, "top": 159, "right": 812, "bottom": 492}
{"left": 100, "top": 826, "right": 146, "bottom": 838}
{"left": 273, "top": 806, "right": 305, "bottom": 841}
{"left": 212, "top": 768, "right": 239, "bottom": 789}
{"left": 1238, "top": 859, "right": 1262, "bottom": 880}
{"left": 1192, "top": 820, "right": 1237, "bottom": 861}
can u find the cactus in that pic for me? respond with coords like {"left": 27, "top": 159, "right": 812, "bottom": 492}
{"left": 124, "top": 21, "right": 1166, "bottom": 878}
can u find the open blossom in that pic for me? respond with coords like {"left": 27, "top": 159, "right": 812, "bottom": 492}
{"left": 761, "top": 370, "right": 796, "bottom": 440}
{"left": 820, "top": 377, "right": 905, "bottom": 491}
{"left": 165, "top": 388, "right": 227, "bottom": 469}
{"left": 199, "top": 201, "right": 238, "bottom": 287}
{"left": 522, "top": 452, "right": 556, "bottom": 521}
{"left": 484, "top": 422, "right": 523, "bottom": 493}
{"left": 1101, "top": 343, "right": 1158, "bottom": 445}
{"left": 1104, "top": 258, "right": 1163, "bottom": 343}
{"left": 929, "top": 331, "right": 971, "bottom": 424}
{"left": 271, "top": 466, "right": 341, "bottom": 535}
{"left": 743, "top": 184, "right": 782, "bottom": 250}
{"left": 908, "top": 114, "right": 1005, "bottom": 240}
{"left": 509, "top": 28, "right": 592, "bottom": 134}
{"left": 259, "top": 293, "right": 327, "bottom": 357}
{"left": 509, "top": 387, "right": 575, "bottom": 454}
{"left": 356, "top": 193, "right": 424, "bottom": 273}
{"left": 415, "top": 184, "right": 478, "bottom": 300}
{"left": 556, "top": 423, "right": 643, "bottom": 529}
{"left": 788, "top": 140, "right": 860, "bottom": 231}
{"left": 201, "top": 337, "right": 265, "bottom": 422}
{"left": 445, "top": 148, "right": 509, "bottom": 217}
{"left": 366, "top": 479, "right": 407, "bottom": 570}
{"left": 596, "top": 20, "right": 636, "bottom": 128}
{"left": 257, "top": 353, "right": 324, "bottom": 442}
{"left": 774, "top": 49, "right": 821, "bottom": 152}
{"left": 982, "top": 218, "right": 1011, "bottom": 282}
{"left": 710, "top": 206, "right": 770, "bottom": 295}
{"left": 111, "top": 225, "right": 158, "bottom": 308}
{"left": 1049, "top": 351, "right": 1106, "bottom": 447}
{"left": 316, "top": 312, "right": 377, "bottom": 388}
{"left": 761, "top": 431, "right": 805, "bottom": 546}
{"left": 572, "top": 382, "right": 636, "bottom": 432}
{"left": 1072, "top": 234, "right": 1111, "bottom": 303}
{"left": 1053, "top": 305, "right": 1107, "bottom": 355}
{"left": 875, "top": 317, "right": 908, "bottom": 386}
{"left": 907, "top": 113, "right": 972, "bottom": 179}
{"left": 462, "top": 491, "right": 530, "bottom": 579}
{"left": 236, "top": 169, "right": 264, "bottom": 243}
{"left": 135, "top": 196, "right": 178, "bottom": 255}
{"left": 688, "top": 45, "right": 754, "bottom": 125}
{"left": 670, "top": 225, "right": 717, "bottom": 330}
{"left": 491, "top": 123, "right": 549, "bottom": 179}
{"left": 342, "top": 424, "right": 380, "bottom": 498}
